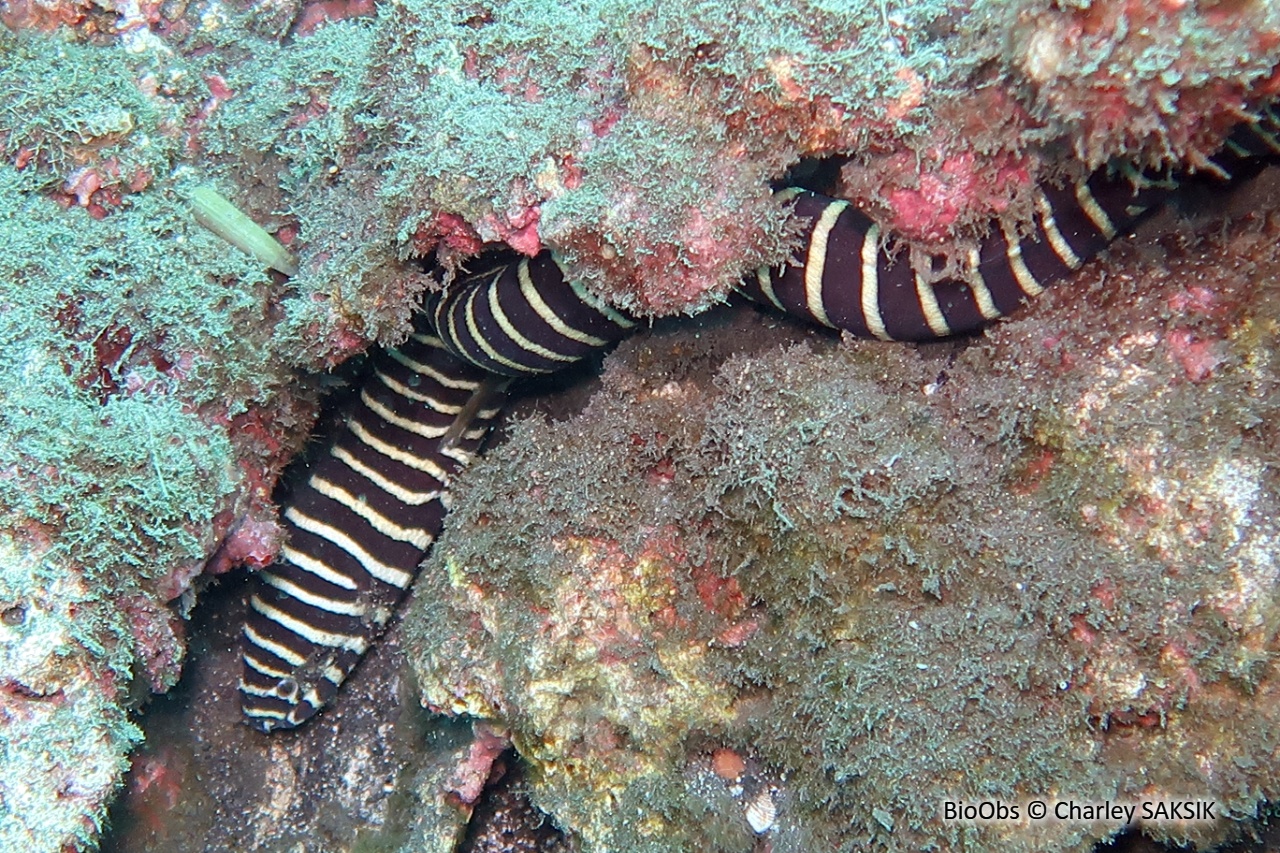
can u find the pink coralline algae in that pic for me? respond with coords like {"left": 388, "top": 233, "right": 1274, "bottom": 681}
{"left": 446, "top": 722, "right": 512, "bottom": 808}
{"left": 1004, "top": 1, "right": 1280, "bottom": 168}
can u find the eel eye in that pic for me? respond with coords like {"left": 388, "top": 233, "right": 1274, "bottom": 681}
{"left": 274, "top": 677, "right": 299, "bottom": 700}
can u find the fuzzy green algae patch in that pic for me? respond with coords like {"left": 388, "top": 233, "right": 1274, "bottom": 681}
{"left": 0, "top": 27, "right": 335, "bottom": 849}
{"left": 0, "top": 535, "right": 141, "bottom": 850}
{"left": 0, "top": 168, "right": 262, "bottom": 577}
{"left": 0, "top": 29, "right": 182, "bottom": 194}
{"left": 0, "top": 175, "right": 243, "bottom": 846}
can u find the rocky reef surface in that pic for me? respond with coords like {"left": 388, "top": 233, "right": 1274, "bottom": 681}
{"left": 1, "top": 0, "right": 1278, "bottom": 849}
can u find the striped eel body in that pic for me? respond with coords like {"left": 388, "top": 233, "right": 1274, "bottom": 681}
{"left": 426, "top": 251, "right": 640, "bottom": 376}
{"left": 438, "top": 111, "right": 1278, "bottom": 355}
{"left": 738, "top": 107, "right": 1280, "bottom": 340}
{"left": 239, "top": 315, "right": 504, "bottom": 731}
{"left": 736, "top": 173, "right": 1167, "bottom": 342}
{"left": 242, "top": 108, "right": 1278, "bottom": 730}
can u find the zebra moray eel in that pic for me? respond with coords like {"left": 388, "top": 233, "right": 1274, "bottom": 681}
{"left": 241, "top": 107, "right": 1279, "bottom": 730}
{"left": 738, "top": 109, "right": 1280, "bottom": 341}
{"left": 239, "top": 317, "right": 507, "bottom": 730}
{"left": 427, "top": 251, "right": 640, "bottom": 376}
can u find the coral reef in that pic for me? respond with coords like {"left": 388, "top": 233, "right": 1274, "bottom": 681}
{"left": 2, "top": 0, "right": 1279, "bottom": 848}
{"left": 0, "top": 158, "right": 299, "bottom": 847}
{"left": 404, "top": 169, "right": 1280, "bottom": 852}
{"left": 374, "top": 0, "right": 1280, "bottom": 311}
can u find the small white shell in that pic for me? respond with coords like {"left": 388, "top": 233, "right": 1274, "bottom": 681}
{"left": 745, "top": 787, "right": 777, "bottom": 835}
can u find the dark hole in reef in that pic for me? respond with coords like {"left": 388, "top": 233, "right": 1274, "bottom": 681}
{"left": 459, "top": 7, "right": 495, "bottom": 28}
{"left": 1168, "top": 155, "right": 1272, "bottom": 224}
{"left": 692, "top": 41, "right": 724, "bottom": 64}
{"left": 775, "top": 155, "right": 850, "bottom": 196}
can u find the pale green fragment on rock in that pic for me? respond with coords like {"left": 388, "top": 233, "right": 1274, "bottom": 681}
{"left": 188, "top": 184, "right": 298, "bottom": 276}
